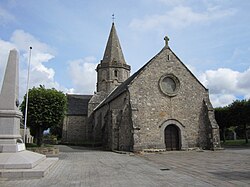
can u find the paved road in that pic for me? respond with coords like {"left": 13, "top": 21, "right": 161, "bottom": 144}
{"left": 143, "top": 148, "right": 250, "bottom": 187}
{"left": 0, "top": 145, "right": 249, "bottom": 187}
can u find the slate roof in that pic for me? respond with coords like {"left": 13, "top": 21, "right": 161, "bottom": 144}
{"left": 66, "top": 94, "right": 92, "bottom": 116}
{"left": 101, "top": 23, "right": 127, "bottom": 65}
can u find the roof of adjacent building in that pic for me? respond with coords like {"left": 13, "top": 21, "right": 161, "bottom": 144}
{"left": 101, "top": 23, "right": 127, "bottom": 65}
{"left": 66, "top": 94, "right": 92, "bottom": 116}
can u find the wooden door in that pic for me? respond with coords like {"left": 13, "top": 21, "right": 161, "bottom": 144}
{"left": 165, "top": 125, "right": 180, "bottom": 151}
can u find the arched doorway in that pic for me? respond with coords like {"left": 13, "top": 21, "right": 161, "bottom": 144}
{"left": 164, "top": 124, "right": 180, "bottom": 150}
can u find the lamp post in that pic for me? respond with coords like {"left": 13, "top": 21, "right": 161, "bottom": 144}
{"left": 24, "top": 46, "right": 32, "bottom": 144}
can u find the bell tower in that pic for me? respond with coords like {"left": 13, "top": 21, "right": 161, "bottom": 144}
{"left": 96, "top": 22, "right": 131, "bottom": 94}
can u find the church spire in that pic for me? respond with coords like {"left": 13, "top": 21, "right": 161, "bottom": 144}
{"left": 96, "top": 22, "right": 130, "bottom": 94}
{"left": 101, "top": 22, "right": 126, "bottom": 65}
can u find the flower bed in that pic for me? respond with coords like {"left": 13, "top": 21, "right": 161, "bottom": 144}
{"left": 27, "top": 146, "right": 59, "bottom": 157}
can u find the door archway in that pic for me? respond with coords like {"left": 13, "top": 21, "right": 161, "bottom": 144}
{"left": 164, "top": 124, "right": 180, "bottom": 150}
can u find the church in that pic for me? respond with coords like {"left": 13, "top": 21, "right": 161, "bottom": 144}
{"left": 62, "top": 23, "right": 221, "bottom": 152}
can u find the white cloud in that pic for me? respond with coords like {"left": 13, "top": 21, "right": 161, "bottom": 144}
{"left": 198, "top": 68, "right": 250, "bottom": 107}
{"left": 202, "top": 68, "right": 238, "bottom": 94}
{"left": 0, "top": 30, "right": 71, "bottom": 102}
{"left": 0, "top": 6, "right": 15, "bottom": 25}
{"left": 1, "top": 29, "right": 94, "bottom": 102}
{"left": 129, "top": 6, "right": 236, "bottom": 30}
{"left": 10, "top": 30, "right": 54, "bottom": 53}
{"left": 68, "top": 56, "right": 97, "bottom": 94}
{"left": 238, "top": 68, "right": 250, "bottom": 99}
{"left": 210, "top": 94, "right": 237, "bottom": 108}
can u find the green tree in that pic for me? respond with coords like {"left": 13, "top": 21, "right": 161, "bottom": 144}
{"left": 21, "top": 85, "right": 67, "bottom": 146}
{"left": 215, "top": 106, "right": 231, "bottom": 142}
{"left": 229, "top": 99, "right": 250, "bottom": 143}
{"left": 49, "top": 121, "right": 63, "bottom": 139}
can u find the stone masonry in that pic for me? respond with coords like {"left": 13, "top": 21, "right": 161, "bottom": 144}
{"left": 63, "top": 23, "right": 221, "bottom": 152}
{"left": 62, "top": 94, "right": 92, "bottom": 144}
{"left": 91, "top": 31, "right": 221, "bottom": 152}
{"left": 128, "top": 44, "right": 218, "bottom": 151}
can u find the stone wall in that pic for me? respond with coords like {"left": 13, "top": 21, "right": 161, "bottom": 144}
{"left": 128, "top": 47, "right": 217, "bottom": 151}
{"left": 88, "top": 92, "right": 106, "bottom": 116}
{"left": 92, "top": 104, "right": 108, "bottom": 144}
{"left": 91, "top": 45, "right": 220, "bottom": 152}
{"left": 108, "top": 93, "right": 133, "bottom": 151}
{"left": 203, "top": 98, "right": 221, "bottom": 150}
{"left": 93, "top": 92, "right": 133, "bottom": 151}
{"left": 62, "top": 115, "right": 88, "bottom": 144}
{"left": 97, "top": 66, "right": 130, "bottom": 93}
{"left": 118, "top": 103, "right": 133, "bottom": 151}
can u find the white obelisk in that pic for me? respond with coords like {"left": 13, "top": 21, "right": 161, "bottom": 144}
{"left": 0, "top": 49, "right": 25, "bottom": 152}
{"left": 0, "top": 49, "right": 57, "bottom": 179}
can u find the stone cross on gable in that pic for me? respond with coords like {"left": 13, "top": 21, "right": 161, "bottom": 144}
{"left": 164, "top": 36, "right": 169, "bottom": 47}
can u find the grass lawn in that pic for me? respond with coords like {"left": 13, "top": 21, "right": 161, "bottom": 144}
{"left": 221, "top": 139, "right": 250, "bottom": 147}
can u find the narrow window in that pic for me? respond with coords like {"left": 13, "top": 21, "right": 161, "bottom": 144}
{"left": 167, "top": 55, "right": 170, "bottom": 61}
{"left": 114, "top": 70, "right": 118, "bottom": 77}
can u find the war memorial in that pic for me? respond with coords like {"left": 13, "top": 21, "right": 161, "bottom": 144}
{"left": 0, "top": 49, "right": 58, "bottom": 178}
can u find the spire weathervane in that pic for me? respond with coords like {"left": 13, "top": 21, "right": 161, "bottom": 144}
{"left": 112, "top": 14, "right": 115, "bottom": 23}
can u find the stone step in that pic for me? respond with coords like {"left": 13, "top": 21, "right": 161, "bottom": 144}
{"left": 0, "top": 157, "right": 58, "bottom": 179}
{"left": 0, "top": 150, "right": 46, "bottom": 169}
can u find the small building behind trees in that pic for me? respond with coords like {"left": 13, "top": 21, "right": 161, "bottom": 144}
{"left": 62, "top": 94, "right": 92, "bottom": 144}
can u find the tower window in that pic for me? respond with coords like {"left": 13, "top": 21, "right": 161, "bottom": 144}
{"left": 114, "top": 70, "right": 118, "bottom": 77}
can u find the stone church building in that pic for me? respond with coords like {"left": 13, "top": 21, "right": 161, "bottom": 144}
{"left": 62, "top": 23, "right": 221, "bottom": 152}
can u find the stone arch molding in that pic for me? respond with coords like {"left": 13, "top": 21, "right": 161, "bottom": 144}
{"left": 159, "top": 119, "right": 188, "bottom": 150}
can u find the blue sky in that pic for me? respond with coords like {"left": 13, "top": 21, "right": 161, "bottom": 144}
{"left": 0, "top": 0, "right": 250, "bottom": 107}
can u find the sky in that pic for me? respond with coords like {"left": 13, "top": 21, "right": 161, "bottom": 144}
{"left": 0, "top": 0, "right": 250, "bottom": 107}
